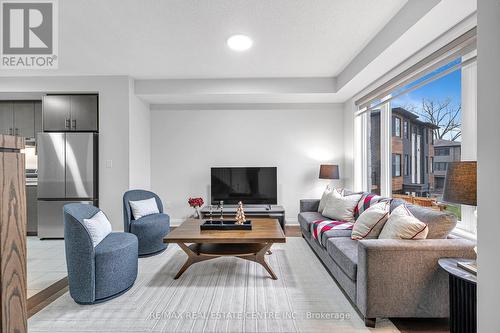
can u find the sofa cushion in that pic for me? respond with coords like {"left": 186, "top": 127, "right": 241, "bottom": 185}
{"left": 351, "top": 201, "right": 390, "bottom": 240}
{"left": 94, "top": 232, "right": 138, "bottom": 300}
{"left": 379, "top": 204, "right": 429, "bottom": 240}
{"left": 353, "top": 193, "right": 390, "bottom": 220}
{"left": 319, "top": 187, "right": 345, "bottom": 213}
{"left": 298, "top": 212, "right": 329, "bottom": 232}
{"left": 390, "top": 201, "right": 457, "bottom": 239}
{"left": 326, "top": 237, "right": 359, "bottom": 281}
{"left": 322, "top": 190, "right": 362, "bottom": 222}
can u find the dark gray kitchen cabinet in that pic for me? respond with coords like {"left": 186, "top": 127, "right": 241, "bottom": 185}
{"left": 0, "top": 102, "right": 14, "bottom": 135}
{"left": 43, "top": 95, "right": 98, "bottom": 131}
{"left": 0, "top": 101, "right": 40, "bottom": 138}
{"left": 70, "top": 95, "right": 98, "bottom": 131}
{"left": 42, "top": 95, "right": 71, "bottom": 131}
{"left": 14, "top": 102, "right": 35, "bottom": 138}
{"left": 34, "top": 101, "right": 42, "bottom": 135}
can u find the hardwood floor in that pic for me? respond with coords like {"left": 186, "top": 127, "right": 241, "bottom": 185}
{"left": 28, "top": 277, "right": 68, "bottom": 318}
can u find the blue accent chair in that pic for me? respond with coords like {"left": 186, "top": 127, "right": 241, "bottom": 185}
{"left": 63, "top": 203, "right": 138, "bottom": 304}
{"left": 123, "top": 190, "right": 170, "bottom": 257}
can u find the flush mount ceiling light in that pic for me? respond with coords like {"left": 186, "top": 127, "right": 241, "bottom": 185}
{"left": 227, "top": 34, "right": 253, "bottom": 51}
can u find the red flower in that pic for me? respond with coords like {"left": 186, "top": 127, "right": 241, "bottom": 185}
{"left": 188, "top": 197, "right": 204, "bottom": 208}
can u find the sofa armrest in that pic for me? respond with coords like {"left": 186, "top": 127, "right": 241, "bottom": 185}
{"left": 300, "top": 199, "right": 320, "bottom": 212}
{"left": 356, "top": 238, "right": 476, "bottom": 319}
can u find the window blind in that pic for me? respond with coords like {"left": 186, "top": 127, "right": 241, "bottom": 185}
{"left": 355, "top": 27, "right": 476, "bottom": 115}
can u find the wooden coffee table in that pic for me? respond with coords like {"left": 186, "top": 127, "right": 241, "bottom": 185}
{"left": 163, "top": 218, "right": 286, "bottom": 280}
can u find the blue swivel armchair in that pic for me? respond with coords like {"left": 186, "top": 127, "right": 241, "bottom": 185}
{"left": 123, "top": 190, "right": 170, "bottom": 257}
{"left": 63, "top": 203, "right": 138, "bottom": 304}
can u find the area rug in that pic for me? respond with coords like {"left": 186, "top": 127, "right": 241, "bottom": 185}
{"left": 28, "top": 237, "right": 399, "bottom": 332}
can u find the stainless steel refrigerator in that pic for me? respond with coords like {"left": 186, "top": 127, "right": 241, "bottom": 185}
{"left": 37, "top": 132, "right": 98, "bottom": 238}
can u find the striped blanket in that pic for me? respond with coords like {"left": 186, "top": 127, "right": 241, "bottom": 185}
{"left": 310, "top": 220, "right": 353, "bottom": 246}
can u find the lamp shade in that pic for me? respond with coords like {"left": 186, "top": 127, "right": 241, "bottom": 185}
{"left": 442, "top": 161, "right": 477, "bottom": 206}
{"left": 319, "top": 164, "right": 339, "bottom": 180}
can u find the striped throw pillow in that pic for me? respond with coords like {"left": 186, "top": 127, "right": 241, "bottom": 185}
{"left": 353, "top": 193, "right": 390, "bottom": 220}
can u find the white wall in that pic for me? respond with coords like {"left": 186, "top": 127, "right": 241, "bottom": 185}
{"left": 477, "top": 0, "right": 500, "bottom": 331}
{"left": 151, "top": 106, "right": 345, "bottom": 224}
{"left": 129, "top": 79, "right": 151, "bottom": 190}
{"left": 0, "top": 76, "right": 136, "bottom": 230}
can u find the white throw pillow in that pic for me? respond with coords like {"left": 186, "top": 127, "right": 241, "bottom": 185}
{"left": 322, "top": 190, "right": 362, "bottom": 222}
{"left": 129, "top": 197, "right": 159, "bottom": 220}
{"left": 379, "top": 204, "right": 429, "bottom": 240}
{"left": 82, "top": 210, "right": 112, "bottom": 247}
{"left": 318, "top": 187, "right": 343, "bottom": 213}
{"left": 351, "top": 201, "right": 390, "bottom": 240}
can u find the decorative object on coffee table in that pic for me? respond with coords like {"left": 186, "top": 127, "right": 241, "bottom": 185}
{"left": 164, "top": 218, "right": 285, "bottom": 279}
{"left": 188, "top": 197, "right": 204, "bottom": 219}
{"left": 235, "top": 201, "right": 246, "bottom": 224}
{"left": 200, "top": 219, "right": 252, "bottom": 230}
{"left": 443, "top": 161, "right": 477, "bottom": 274}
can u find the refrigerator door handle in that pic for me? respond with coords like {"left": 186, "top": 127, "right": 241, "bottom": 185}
{"left": 71, "top": 119, "right": 76, "bottom": 130}
{"left": 65, "top": 118, "right": 70, "bottom": 129}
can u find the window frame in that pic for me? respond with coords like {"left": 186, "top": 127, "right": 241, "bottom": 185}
{"left": 403, "top": 120, "right": 409, "bottom": 139}
{"left": 393, "top": 116, "right": 401, "bottom": 137}
{"left": 392, "top": 153, "right": 401, "bottom": 177}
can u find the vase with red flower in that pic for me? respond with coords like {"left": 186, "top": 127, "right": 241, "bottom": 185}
{"left": 188, "top": 197, "right": 204, "bottom": 219}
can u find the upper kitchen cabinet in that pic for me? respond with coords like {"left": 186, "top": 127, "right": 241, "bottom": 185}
{"left": 70, "top": 95, "right": 98, "bottom": 131}
{"left": 14, "top": 102, "right": 35, "bottom": 138}
{"left": 0, "top": 101, "right": 41, "bottom": 139}
{"left": 43, "top": 94, "right": 98, "bottom": 132}
{"left": 42, "top": 95, "right": 71, "bottom": 131}
{"left": 0, "top": 102, "right": 14, "bottom": 135}
{"left": 34, "top": 102, "right": 42, "bottom": 135}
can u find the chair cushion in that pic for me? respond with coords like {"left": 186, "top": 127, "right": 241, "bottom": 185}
{"left": 82, "top": 210, "right": 112, "bottom": 247}
{"left": 129, "top": 197, "right": 160, "bottom": 219}
{"left": 94, "top": 232, "right": 138, "bottom": 300}
{"left": 131, "top": 213, "right": 170, "bottom": 237}
{"left": 130, "top": 213, "right": 170, "bottom": 255}
{"left": 326, "top": 237, "right": 359, "bottom": 281}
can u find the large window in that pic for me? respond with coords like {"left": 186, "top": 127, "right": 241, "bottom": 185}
{"left": 355, "top": 30, "right": 477, "bottom": 236}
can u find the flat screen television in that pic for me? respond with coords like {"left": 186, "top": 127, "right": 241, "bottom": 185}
{"left": 211, "top": 167, "right": 277, "bottom": 205}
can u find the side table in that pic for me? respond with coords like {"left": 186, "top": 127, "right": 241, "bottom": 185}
{"left": 438, "top": 258, "right": 477, "bottom": 333}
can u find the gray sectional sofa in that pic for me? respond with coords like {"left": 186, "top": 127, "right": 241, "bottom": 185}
{"left": 298, "top": 194, "right": 476, "bottom": 327}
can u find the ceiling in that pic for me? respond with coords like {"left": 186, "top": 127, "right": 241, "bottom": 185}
{"left": 1, "top": 0, "right": 406, "bottom": 78}
{"left": 0, "top": 0, "right": 478, "bottom": 106}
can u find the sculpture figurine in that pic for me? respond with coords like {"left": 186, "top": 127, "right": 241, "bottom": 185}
{"left": 235, "top": 201, "right": 246, "bottom": 225}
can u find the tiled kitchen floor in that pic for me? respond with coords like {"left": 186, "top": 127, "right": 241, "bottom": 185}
{"left": 27, "top": 237, "right": 67, "bottom": 298}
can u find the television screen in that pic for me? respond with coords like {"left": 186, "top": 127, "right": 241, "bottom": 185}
{"left": 211, "top": 167, "right": 277, "bottom": 205}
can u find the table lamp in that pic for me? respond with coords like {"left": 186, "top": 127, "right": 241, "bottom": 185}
{"left": 442, "top": 161, "right": 477, "bottom": 274}
{"left": 319, "top": 164, "right": 339, "bottom": 180}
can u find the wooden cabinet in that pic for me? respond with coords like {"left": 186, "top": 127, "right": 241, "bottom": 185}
{"left": 43, "top": 94, "right": 98, "bottom": 131}
{"left": 0, "top": 135, "right": 27, "bottom": 333}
